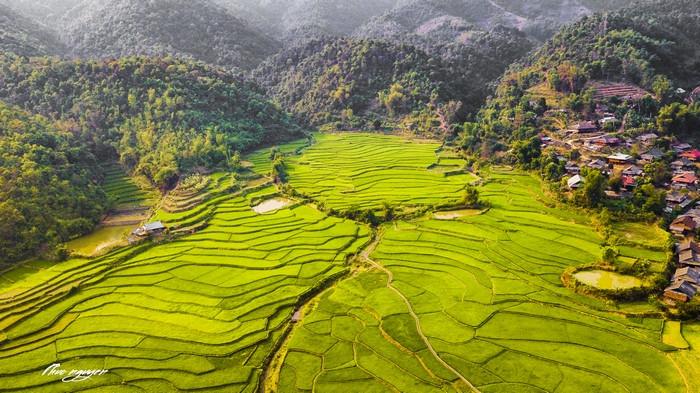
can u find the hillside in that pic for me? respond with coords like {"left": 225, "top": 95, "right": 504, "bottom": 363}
{"left": 0, "top": 4, "right": 65, "bottom": 56}
{"left": 213, "top": 0, "right": 399, "bottom": 43}
{"left": 254, "top": 38, "right": 455, "bottom": 127}
{"left": 354, "top": 0, "right": 628, "bottom": 45}
{"left": 467, "top": 0, "right": 700, "bottom": 149}
{"left": 0, "top": 102, "right": 107, "bottom": 264}
{"left": 60, "top": 0, "right": 281, "bottom": 70}
{"left": 0, "top": 0, "right": 82, "bottom": 22}
{"left": 254, "top": 33, "right": 532, "bottom": 128}
{"left": 0, "top": 54, "right": 304, "bottom": 186}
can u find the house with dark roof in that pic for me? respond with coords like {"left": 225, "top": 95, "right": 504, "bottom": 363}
{"left": 574, "top": 121, "right": 598, "bottom": 133}
{"left": 664, "top": 280, "right": 697, "bottom": 303}
{"left": 622, "top": 165, "right": 643, "bottom": 177}
{"left": 666, "top": 192, "right": 692, "bottom": 213}
{"left": 637, "top": 133, "right": 658, "bottom": 145}
{"left": 679, "top": 241, "right": 700, "bottom": 267}
{"left": 639, "top": 148, "right": 664, "bottom": 163}
{"left": 670, "top": 215, "right": 697, "bottom": 237}
{"left": 671, "top": 158, "right": 694, "bottom": 172}
{"left": 565, "top": 161, "right": 580, "bottom": 175}
{"left": 673, "top": 267, "right": 700, "bottom": 286}
{"left": 592, "top": 136, "right": 620, "bottom": 146}
{"left": 587, "top": 159, "right": 608, "bottom": 171}
{"left": 673, "top": 143, "right": 692, "bottom": 152}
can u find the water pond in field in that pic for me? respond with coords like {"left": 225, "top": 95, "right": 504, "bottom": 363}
{"left": 433, "top": 209, "right": 481, "bottom": 220}
{"left": 574, "top": 270, "right": 642, "bottom": 289}
{"left": 253, "top": 197, "right": 293, "bottom": 214}
{"left": 66, "top": 225, "right": 132, "bottom": 256}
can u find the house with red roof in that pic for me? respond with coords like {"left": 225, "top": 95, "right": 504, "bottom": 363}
{"left": 672, "top": 172, "right": 698, "bottom": 189}
{"left": 681, "top": 149, "right": 700, "bottom": 161}
{"left": 621, "top": 176, "right": 637, "bottom": 190}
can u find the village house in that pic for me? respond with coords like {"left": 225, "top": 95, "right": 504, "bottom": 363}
{"left": 600, "top": 116, "right": 618, "bottom": 126}
{"left": 565, "top": 161, "right": 580, "bottom": 175}
{"left": 671, "top": 158, "right": 694, "bottom": 172}
{"left": 574, "top": 121, "right": 598, "bottom": 133}
{"left": 672, "top": 172, "right": 698, "bottom": 190}
{"left": 680, "top": 149, "right": 700, "bottom": 162}
{"left": 637, "top": 133, "right": 658, "bottom": 146}
{"left": 131, "top": 221, "right": 167, "bottom": 238}
{"left": 621, "top": 176, "right": 637, "bottom": 190}
{"left": 664, "top": 280, "right": 697, "bottom": 303}
{"left": 607, "top": 153, "right": 633, "bottom": 165}
{"left": 666, "top": 192, "right": 692, "bottom": 212}
{"left": 679, "top": 240, "right": 700, "bottom": 267}
{"left": 591, "top": 135, "right": 620, "bottom": 147}
{"left": 622, "top": 165, "right": 643, "bottom": 177}
{"left": 674, "top": 143, "right": 693, "bottom": 153}
{"left": 567, "top": 174, "right": 584, "bottom": 190}
{"left": 670, "top": 215, "right": 697, "bottom": 237}
{"left": 587, "top": 159, "right": 608, "bottom": 171}
{"left": 672, "top": 267, "right": 700, "bottom": 287}
{"left": 639, "top": 148, "right": 663, "bottom": 163}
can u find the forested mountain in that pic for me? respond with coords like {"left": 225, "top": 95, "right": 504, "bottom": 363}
{"left": 0, "top": 54, "right": 304, "bottom": 186}
{"left": 0, "top": 4, "right": 65, "bottom": 56}
{"left": 59, "top": 0, "right": 281, "bottom": 70}
{"left": 0, "top": 0, "right": 82, "bottom": 23}
{"left": 254, "top": 38, "right": 450, "bottom": 126}
{"left": 0, "top": 102, "right": 107, "bottom": 264}
{"left": 355, "top": 0, "right": 627, "bottom": 45}
{"left": 463, "top": 0, "right": 700, "bottom": 152}
{"left": 255, "top": 30, "right": 532, "bottom": 127}
{"left": 213, "top": 0, "right": 400, "bottom": 43}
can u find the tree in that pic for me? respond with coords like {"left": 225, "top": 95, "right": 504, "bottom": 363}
{"left": 574, "top": 169, "right": 607, "bottom": 208}
{"left": 652, "top": 75, "right": 672, "bottom": 103}
{"left": 511, "top": 137, "right": 541, "bottom": 169}
{"left": 462, "top": 185, "right": 480, "bottom": 208}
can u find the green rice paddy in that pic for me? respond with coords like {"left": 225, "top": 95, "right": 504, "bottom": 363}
{"left": 286, "top": 133, "right": 477, "bottom": 211}
{"left": 278, "top": 167, "right": 687, "bottom": 393}
{"left": 0, "top": 133, "right": 696, "bottom": 392}
{"left": 0, "top": 184, "right": 369, "bottom": 391}
{"left": 102, "top": 165, "right": 158, "bottom": 210}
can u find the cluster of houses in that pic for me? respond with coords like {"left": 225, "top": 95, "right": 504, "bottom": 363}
{"left": 664, "top": 237, "right": 700, "bottom": 303}
{"left": 549, "top": 122, "right": 700, "bottom": 212}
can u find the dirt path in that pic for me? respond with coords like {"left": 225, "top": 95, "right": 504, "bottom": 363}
{"left": 362, "top": 231, "right": 481, "bottom": 393}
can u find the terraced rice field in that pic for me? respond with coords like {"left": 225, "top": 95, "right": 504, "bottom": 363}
{"left": 286, "top": 133, "right": 477, "bottom": 211}
{"left": 1, "top": 133, "right": 697, "bottom": 392}
{"left": 279, "top": 169, "right": 687, "bottom": 393}
{"left": 0, "top": 184, "right": 370, "bottom": 391}
{"left": 102, "top": 165, "right": 158, "bottom": 210}
{"left": 244, "top": 138, "right": 310, "bottom": 176}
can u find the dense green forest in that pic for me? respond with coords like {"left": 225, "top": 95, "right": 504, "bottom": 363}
{"left": 0, "top": 54, "right": 304, "bottom": 186}
{"left": 0, "top": 102, "right": 106, "bottom": 264}
{"left": 254, "top": 32, "right": 532, "bottom": 129}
